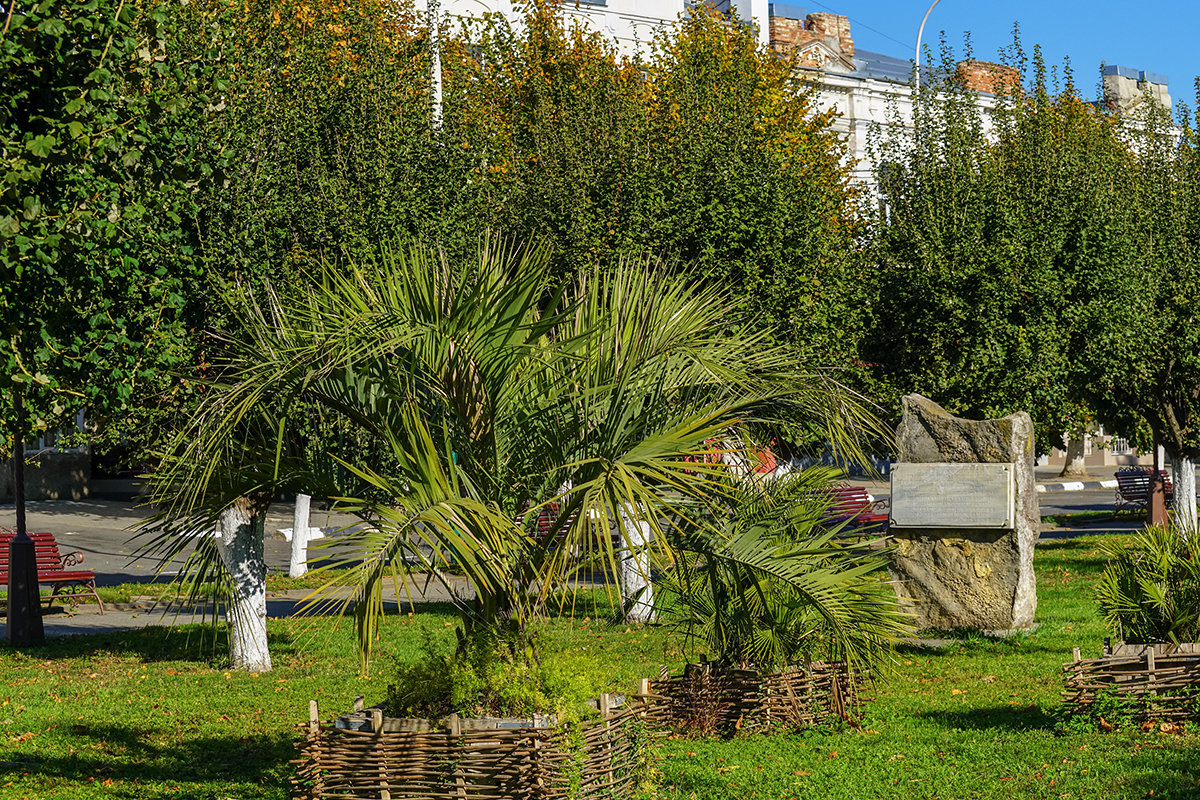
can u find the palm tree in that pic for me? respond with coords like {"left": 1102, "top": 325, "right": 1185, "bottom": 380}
{"left": 139, "top": 237, "right": 900, "bottom": 672}
{"left": 663, "top": 468, "right": 907, "bottom": 672}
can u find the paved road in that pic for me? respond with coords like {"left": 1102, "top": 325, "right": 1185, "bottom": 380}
{"left": 0, "top": 468, "right": 1171, "bottom": 637}
{"left": 0, "top": 498, "right": 360, "bottom": 584}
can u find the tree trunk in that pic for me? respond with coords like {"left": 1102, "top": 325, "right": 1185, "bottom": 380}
{"left": 1172, "top": 456, "right": 1198, "bottom": 532}
{"left": 217, "top": 500, "right": 273, "bottom": 672}
{"left": 1059, "top": 435, "right": 1089, "bottom": 478}
{"left": 618, "top": 505, "right": 655, "bottom": 624}
{"left": 288, "top": 493, "right": 311, "bottom": 579}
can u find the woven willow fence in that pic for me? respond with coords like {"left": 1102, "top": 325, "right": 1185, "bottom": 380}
{"left": 292, "top": 661, "right": 860, "bottom": 799}
{"left": 644, "top": 659, "right": 861, "bottom": 735}
{"left": 1062, "top": 643, "right": 1200, "bottom": 721}
{"left": 292, "top": 692, "right": 652, "bottom": 800}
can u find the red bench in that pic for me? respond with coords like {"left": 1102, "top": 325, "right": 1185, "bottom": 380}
{"left": 813, "top": 485, "right": 889, "bottom": 531}
{"left": 0, "top": 529, "right": 104, "bottom": 614}
{"left": 516, "top": 507, "right": 576, "bottom": 541}
{"left": 1114, "top": 467, "right": 1174, "bottom": 515}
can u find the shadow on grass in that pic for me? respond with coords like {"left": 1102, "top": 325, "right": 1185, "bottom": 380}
{"left": 897, "top": 631, "right": 1064, "bottom": 658}
{"left": 1120, "top": 748, "right": 1200, "bottom": 799}
{"left": 1036, "top": 535, "right": 1123, "bottom": 571}
{"left": 919, "top": 703, "right": 1059, "bottom": 732}
{"left": 0, "top": 724, "right": 295, "bottom": 794}
{"left": 4, "top": 625, "right": 298, "bottom": 665}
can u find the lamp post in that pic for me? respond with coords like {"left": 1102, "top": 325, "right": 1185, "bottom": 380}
{"left": 915, "top": 0, "right": 943, "bottom": 93}
{"left": 7, "top": 389, "right": 45, "bottom": 647}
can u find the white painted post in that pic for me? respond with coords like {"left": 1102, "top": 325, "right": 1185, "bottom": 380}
{"left": 289, "top": 493, "right": 312, "bottom": 579}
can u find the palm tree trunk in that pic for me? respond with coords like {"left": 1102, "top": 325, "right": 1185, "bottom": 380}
{"left": 218, "top": 500, "right": 273, "bottom": 672}
{"left": 289, "top": 493, "right": 311, "bottom": 578}
{"left": 618, "top": 505, "right": 655, "bottom": 623}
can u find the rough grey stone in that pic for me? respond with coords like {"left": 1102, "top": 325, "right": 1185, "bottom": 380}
{"left": 888, "top": 395, "right": 1038, "bottom": 631}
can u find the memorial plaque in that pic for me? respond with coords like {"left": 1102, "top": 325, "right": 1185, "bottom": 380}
{"left": 889, "top": 462, "right": 1015, "bottom": 529}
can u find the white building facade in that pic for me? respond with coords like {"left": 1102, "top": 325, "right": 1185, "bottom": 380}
{"left": 428, "top": 0, "right": 770, "bottom": 55}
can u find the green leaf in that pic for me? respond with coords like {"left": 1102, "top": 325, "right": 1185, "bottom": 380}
{"left": 26, "top": 135, "right": 57, "bottom": 157}
{"left": 36, "top": 17, "right": 66, "bottom": 35}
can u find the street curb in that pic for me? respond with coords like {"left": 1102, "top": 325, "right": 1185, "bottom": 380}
{"left": 1036, "top": 479, "right": 1118, "bottom": 494}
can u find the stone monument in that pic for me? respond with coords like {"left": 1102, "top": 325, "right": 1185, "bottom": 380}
{"left": 888, "top": 394, "right": 1038, "bottom": 631}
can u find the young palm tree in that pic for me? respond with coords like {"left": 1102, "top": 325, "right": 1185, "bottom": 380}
{"left": 663, "top": 467, "right": 907, "bottom": 672}
{"left": 140, "top": 237, "right": 900, "bottom": 672}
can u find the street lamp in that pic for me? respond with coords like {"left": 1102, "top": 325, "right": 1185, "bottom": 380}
{"left": 915, "top": 0, "right": 943, "bottom": 93}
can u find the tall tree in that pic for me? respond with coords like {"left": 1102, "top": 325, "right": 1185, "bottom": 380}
{"left": 1075, "top": 96, "right": 1200, "bottom": 529}
{"left": 868, "top": 41, "right": 1130, "bottom": 454}
{"left": 1, "top": 0, "right": 204, "bottom": 470}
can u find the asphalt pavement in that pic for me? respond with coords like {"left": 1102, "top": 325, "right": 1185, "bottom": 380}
{"left": 0, "top": 465, "right": 1174, "bottom": 638}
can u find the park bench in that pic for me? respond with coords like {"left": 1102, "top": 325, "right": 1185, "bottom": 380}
{"left": 517, "top": 506, "right": 633, "bottom": 560}
{"left": 517, "top": 506, "right": 577, "bottom": 542}
{"left": 812, "top": 485, "right": 890, "bottom": 532}
{"left": 1114, "top": 467, "right": 1175, "bottom": 515}
{"left": 0, "top": 529, "right": 104, "bottom": 614}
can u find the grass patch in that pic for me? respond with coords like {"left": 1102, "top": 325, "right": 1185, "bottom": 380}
{"left": 5, "top": 533, "right": 1200, "bottom": 799}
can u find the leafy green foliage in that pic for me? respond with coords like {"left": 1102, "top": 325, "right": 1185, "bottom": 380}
{"left": 386, "top": 625, "right": 604, "bottom": 719}
{"left": 183, "top": 1, "right": 865, "bottom": 407}
{"left": 1, "top": 0, "right": 204, "bottom": 441}
{"left": 140, "top": 236, "right": 889, "bottom": 672}
{"left": 1072, "top": 89, "right": 1200, "bottom": 466}
{"left": 1094, "top": 526, "right": 1200, "bottom": 644}
{"left": 868, "top": 36, "right": 1133, "bottom": 451}
{"left": 445, "top": 4, "right": 866, "bottom": 370}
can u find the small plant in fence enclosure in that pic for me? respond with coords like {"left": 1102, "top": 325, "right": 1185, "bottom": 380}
{"left": 1094, "top": 525, "right": 1200, "bottom": 645}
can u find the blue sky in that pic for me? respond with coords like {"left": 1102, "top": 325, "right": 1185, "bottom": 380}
{"left": 798, "top": 1, "right": 1198, "bottom": 110}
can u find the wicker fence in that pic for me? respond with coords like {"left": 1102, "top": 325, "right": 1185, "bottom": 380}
{"left": 293, "top": 661, "right": 860, "bottom": 799}
{"left": 292, "top": 692, "right": 652, "bottom": 800}
{"left": 1062, "top": 643, "right": 1200, "bottom": 721}
{"left": 644, "top": 659, "right": 860, "bottom": 735}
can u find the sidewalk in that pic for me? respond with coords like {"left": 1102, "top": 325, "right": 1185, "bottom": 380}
{"left": 0, "top": 466, "right": 1165, "bottom": 640}
{"left": 1034, "top": 464, "right": 1121, "bottom": 494}
{"left": 843, "top": 465, "right": 1129, "bottom": 494}
{"left": 1, "top": 579, "right": 472, "bottom": 639}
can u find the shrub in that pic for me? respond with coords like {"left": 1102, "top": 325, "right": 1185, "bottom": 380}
{"left": 386, "top": 625, "right": 604, "bottom": 719}
{"left": 1094, "top": 526, "right": 1200, "bottom": 644}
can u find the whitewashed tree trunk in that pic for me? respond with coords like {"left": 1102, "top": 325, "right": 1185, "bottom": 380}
{"left": 1059, "top": 436, "right": 1089, "bottom": 478}
{"left": 1172, "top": 456, "right": 1197, "bottom": 532}
{"left": 288, "top": 493, "right": 311, "bottom": 579}
{"left": 618, "top": 505, "right": 655, "bottom": 624}
{"left": 218, "top": 501, "right": 273, "bottom": 672}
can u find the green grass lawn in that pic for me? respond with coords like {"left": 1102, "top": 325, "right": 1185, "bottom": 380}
{"left": 2, "top": 534, "right": 1197, "bottom": 799}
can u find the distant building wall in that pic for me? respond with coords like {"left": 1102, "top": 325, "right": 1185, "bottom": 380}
{"left": 432, "top": 0, "right": 771, "bottom": 56}
{"left": 1103, "top": 65, "right": 1171, "bottom": 115}
{"left": 0, "top": 451, "right": 91, "bottom": 502}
